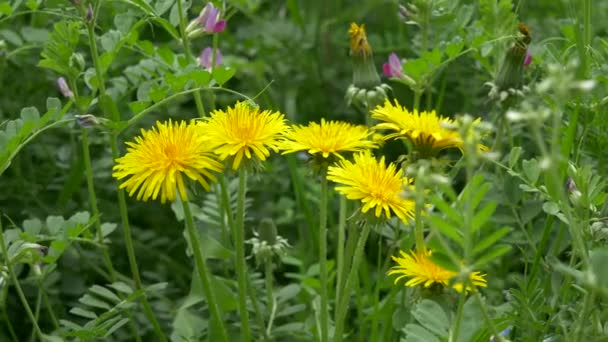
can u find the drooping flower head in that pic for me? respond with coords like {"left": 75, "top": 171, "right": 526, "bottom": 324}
{"left": 371, "top": 99, "right": 487, "bottom": 158}
{"left": 113, "top": 120, "right": 223, "bottom": 203}
{"left": 199, "top": 47, "right": 222, "bottom": 70}
{"left": 198, "top": 102, "right": 288, "bottom": 170}
{"left": 327, "top": 152, "right": 415, "bottom": 223}
{"left": 387, "top": 249, "right": 487, "bottom": 293}
{"left": 523, "top": 51, "right": 532, "bottom": 67}
{"left": 383, "top": 53, "right": 403, "bottom": 78}
{"left": 280, "top": 119, "right": 376, "bottom": 163}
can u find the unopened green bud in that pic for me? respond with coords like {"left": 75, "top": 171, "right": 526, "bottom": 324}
{"left": 258, "top": 218, "right": 277, "bottom": 246}
{"left": 70, "top": 52, "right": 85, "bottom": 72}
{"left": 495, "top": 23, "right": 531, "bottom": 91}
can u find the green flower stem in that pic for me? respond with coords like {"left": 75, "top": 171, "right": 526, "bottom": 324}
{"left": 333, "top": 221, "right": 371, "bottom": 342}
{"left": 0, "top": 219, "right": 45, "bottom": 341}
{"left": 180, "top": 196, "right": 229, "bottom": 342}
{"left": 451, "top": 290, "right": 467, "bottom": 340}
{"left": 335, "top": 196, "right": 347, "bottom": 307}
{"left": 335, "top": 217, "right": 359, "bottom": 323}
{"left": 111, "top": 139, "right": 166, "bottom": 341}
{"left": 318, "top": 172, "right": 329, "bottom": 342}
{"left": 264, "top": 257, "right": 276, "bottom": 335}
{"left": 87, "top": 2, "right": 165, "bottom": 337}
{"left": 414, "top": 188, "right": 425, "bottom": 253}
{"left": 175, "top": 0, "right": 206, "bottom": 117}
{"left": 81, "top": 129, "right": 116, "bottom": 281}
{"left": 2, "top": 308, "right": 18, "bottom": 342}
{"left": 235, "top": 168, "right": 252, "bottom": 342}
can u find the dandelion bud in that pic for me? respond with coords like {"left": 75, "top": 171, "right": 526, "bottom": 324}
{"left": 348, "top": 23, "right": 381, "bottom": 88}
{"left": 75, "top": 114, "right": 100, "bottom": 128}
{"left": 398, "top": 5, "right": 410, "bottom": 20}
{"left": 258, "top": 218, "right": 277, "bottom": 246}
{"left": 86, "top": 3, "right": 93, "bottom": 21}
{"left": 495, "top": 23, "right": 531, "bottom": 91}
{"left": 57, "top": 77, "right": 74, "bottom": 98}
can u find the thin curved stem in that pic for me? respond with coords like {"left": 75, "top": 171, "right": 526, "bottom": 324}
{"left": 0, "top": 219, "right": 45, "bottom": 341}
{"left": 81, "top": 129, "right": 116, "bottom": 281}
{"left": 181, "top": 196, "right": 229, "bottom": 342}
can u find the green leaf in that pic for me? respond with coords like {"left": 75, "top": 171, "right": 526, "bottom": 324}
{"left": 542, "top": 201, "right": 560, "bottom": 215}
{"left": 109, "top": 282, "right": 133, "bottom": 294}
{"left": 0, "top": 29, "right": 22, "bottom": 46}
{"left": 522, "top": 159, "right": 540, "bottom": 184}
{"left": 101, "top": 223, "right": 117, "bottom": 237}
{"left": 471, "top": 201, "right": 497, "bottom": 233}
{"left": 20, "top": 107, "right": 39, "bottom": 122}
{"left": 69, "top": 307, "right": 97, "bottom": 319}
{"left": 20, "top": 26, "right": 49, "bottom": 43}
{"left": 155, "top": 0, "right": 174, "bottom": 15}
{"left": 100, "top": 30, "right": 122, "bottom": 52}
{"left": 46, "top": 97, "right": 61, "bottom": 111}
{"left": 445, "top": 39, "right": 465, "bottom": 59}
{"left": 117, "top": 0, "right": 156, "bottom": 15}
{"left": 474, "top": 244, "right": 511, "bottom": 267}
{"left": 403, "top": 58, "right": 428, "bottom": 80}
{"left": 129, "top": 100, "right": 151, "bottom": 114}
{"left": 404, "top": 324, "right": 441, "bottom": 342}
{"left": 23, "top": 218, "right": 42, "bottom": 235}
{"left": 148, "top": 85, "right": 168, "bottom": 103}
{"left": 411, "top": 300, "right": 450, "bottom": 337}
{"left": 149, "top": 17, "right": 180, "bottom": 40}
{"left": 189, "top": 69, "right": 212, "bottom": 87}
{"left": 428, "top": 215, "right": 463, "bottom": 245}
{"left": 0, "top": 2, "right": 12, "bottom": 17}
{"left": 590, "top": 249, "right": 608, "bottom": 289}
{"left": 508, "top": 146, "right": 523, "bottom": 168}
{"left": 79, "top": 294, "right": 112, "bottom": 310}
{"left": 472, "top": 226, "right": 510, "bottom": 256}
{"left": 212, "top": 66, "right": 236, "bottom": 86}
{"left": 104, "top": 318, "right": 130, "bottom": 337}
{"left": 90, "top": 285, "right": 121, "bottom": 304}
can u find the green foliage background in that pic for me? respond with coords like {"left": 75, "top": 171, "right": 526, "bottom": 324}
{"left": 1, "top": 0, "right": 608, "bottom": 341}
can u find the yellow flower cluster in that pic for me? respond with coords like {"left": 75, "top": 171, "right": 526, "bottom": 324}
{"left": 112, "top": 95, "right": 488, "bottom": 292}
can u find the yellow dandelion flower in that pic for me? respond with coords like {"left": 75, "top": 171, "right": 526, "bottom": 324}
{"left": 371, "top": 99, "right": 487, "bottom": 157}
{"left": 327, "top": 152, "right": 415, "bottom": 223}
{"left": 198, "top": 102, "right": 288, "bottom": 170}
{"left": 113, "top": 120, "right": 223, "bottom": 203}
{"left": 280, "top": 119, "right": 376, "bottom": 159}
{"left": 348, "top": 22, "right": 371, "bottom": 57}
{"left": 387, "top": 249, "right": 487, "bottom": 293}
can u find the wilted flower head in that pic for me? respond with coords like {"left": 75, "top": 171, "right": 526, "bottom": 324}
{"left": 197, "top": 102, "right": 288, "bottom": 170}
{"left": 349, "top": 23, "right": 372, "bottom": 58}
{"left": 57, "top": 77, "right": 74, "bottom": 98}
{"left": 383, "top": 53, "right": 403, "bottom": 78}
{"left": 75, "top": 114, "right": 100, "bottom": 128}
{"left": 327, "top": 152, "right": 415, "bottom": 224}
{"left": 113, "top": 120, "right": 223, "bottom": 203}
{"left": 280, "top": 119, "right": 376, "bottom": 162}
{"left": 199, "top": 47, "right": 222, "bottom": 70}
{"left": 495, "top": 23, "right": 532, "bottom": 91}
{"left": 86, "top": 4, "right": 93, "bottom": 21}
{"left": 371, "top": 99, "right": 487, "bottom": 158}
{"left": 387, "top": 249, "right": 487, "bottom": 293}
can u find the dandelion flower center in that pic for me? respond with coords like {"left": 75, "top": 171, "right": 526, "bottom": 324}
{"left": 327, "top": 152, "right": 415, "bottom": 223}
{"left": 198, "top": 102, "right": 288, "bottom": 170}
{"left": 388, "top": 249, "right": 487, "bottom": 293}
{"left": 113, "top": 120, "right": 223, "bottom": 203}
{"left": 281, "top": 119, "right": 376, "bottom": 159}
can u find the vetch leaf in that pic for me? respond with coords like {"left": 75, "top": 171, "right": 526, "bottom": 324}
{"left": 411, "top": 300, "right": 450, "bottom": 337}
{"left": 212, "top": 66, "right": 236, "bottom": 86}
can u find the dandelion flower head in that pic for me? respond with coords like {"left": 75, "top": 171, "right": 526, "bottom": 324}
{"left": 113, "top": 120, "right": 223, "bottom": 203}
{"left": 387, "top": 249, "right": 487, "bottom": 293}
{"left": 371, "top": 99, "right": 487, "bottom": 157}
{"left": 348, "top": 22, "right": 372, "bottom": 58}
{"left": 198, "top": 102, "right": 288, "bottom": 170}
{"left": 327, "top": 152, "right": 415, "bottom": 223}
{"left": 281, "top": 119, "right": 376, "bottom": 160}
